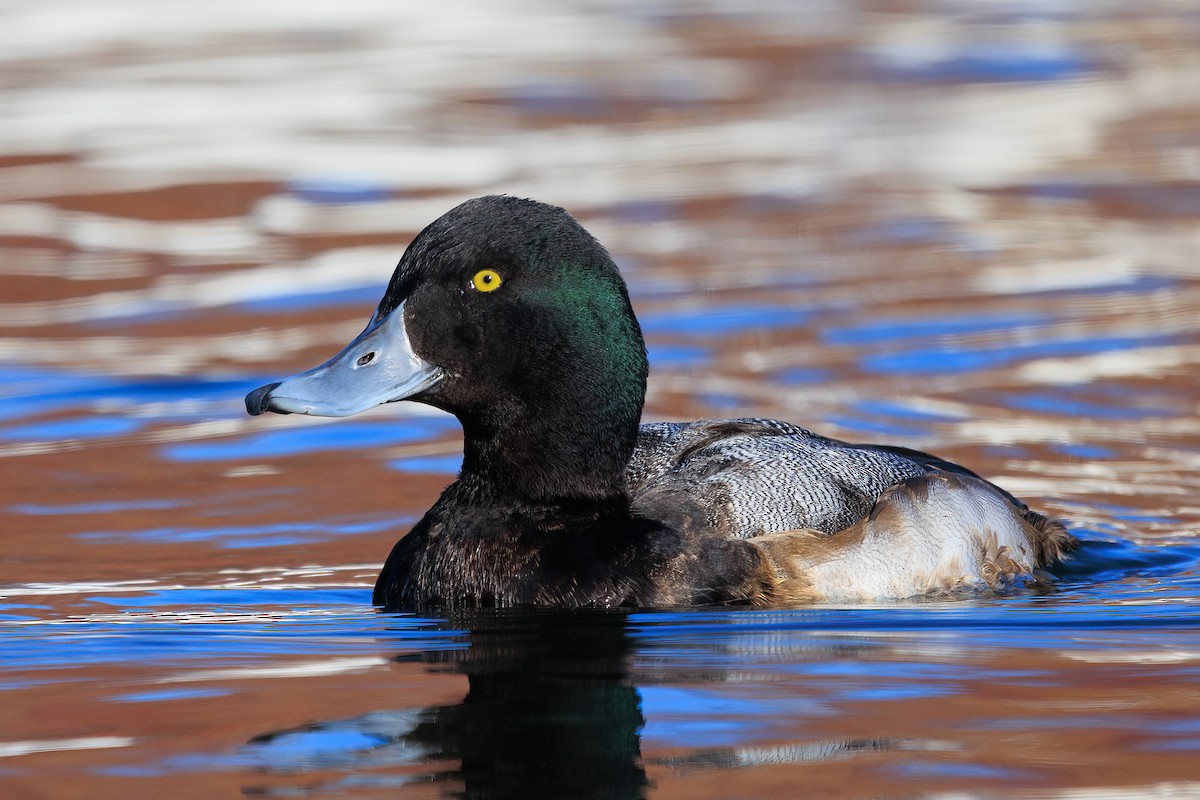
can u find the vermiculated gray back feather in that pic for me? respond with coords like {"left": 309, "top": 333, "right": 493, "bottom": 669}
{"left": 627, "top": 418, "right": 933, "bottom": 538}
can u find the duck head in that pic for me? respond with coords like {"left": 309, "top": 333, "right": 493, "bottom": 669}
{"left": 245, "top": 196, "right": 649, "bottom": 502}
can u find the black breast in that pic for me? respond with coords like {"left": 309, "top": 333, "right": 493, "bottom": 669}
{"left": 372, "top": 483, "right": 770, "bottom": 610}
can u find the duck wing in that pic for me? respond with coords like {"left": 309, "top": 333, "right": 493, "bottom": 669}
{"left": 627, "top": 418, "right": 996, "bottom": 538}
{"left": 626, "top": 418, "right": 1075, "bottom": 602}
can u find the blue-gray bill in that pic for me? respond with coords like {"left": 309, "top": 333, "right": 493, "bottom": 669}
{"left": 244, "top": 302, "right": 442, "bottom": 417}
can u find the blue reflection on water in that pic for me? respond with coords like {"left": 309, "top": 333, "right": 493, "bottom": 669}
{"left": 873, "top": 45, "right": 1098, "bottom": 83}
{"left": 845, "top": 217, "right": 959, "bottom": 248}
{"left": 647, "top": 344, "right": 710, "bottom": 368}
{"left": 0, "top": 588, "right": 460, "bottom": 670}
{"left": 286, "top": 180, "right": 391, "bottom": 204}
{"left": 640, "top": 305, "right": 810, "bottom": 336}
{"left": 0, "top": 366, "right": 247, "bottom": 424}
{"left": 0, "top": 417, "right": 142, "bottom": 440}
{"left": 775, "top": 366, "right": 833, "bottom": 385}
{"left": 821, "top": 414, "right": 928, "bottom": 439}
{"left": 895, "top": 761, "right": 1030, "bottom": 780}
{"left": 164, "top": 417, "right": 458, "bottom": 461}
{"left": 824, "top": 314, "right": 1043, "bottom": 346}
{"left": 699, "top": 393, "right": 746, "bottom": 412}
{"left": 640, "top": 686, "right": 763, "bottom": 747}
{"left": 1004, "top": 389, "right": 1172, "bottom": 420}
{"left": 824, "top": 399, "right": 964, "bottom": 438}
{"left": 88, "top": 588, "right": 365, "bottom": 608}
{"left": 244, "top": 727, "right": 391, "bottom": 760}
{"left": 77, "top": 516, "right": 404, "bottom": 549}
{"left": 863, "top": 334, "right": 1178, "bottom": 375}
{"left": 389, "top": 455, "right": 461, "bottom": 475}
{"left": 1050, "top": 443, "right": 1114, "bottom": 459}
{"left": 9, "top": 499, "right": 184, "bottom": 515}
{"left": 238, "top": 286, "right": 385, "bottom": 314}
{"left": 852, "top": 400, "right": 962, "bottom": 423}
{"left": 1021, "top": 183, "right": 1200, "bottom": 219}
{"left": 505, "top": 81, "right": 613, "bottom": 117}
{"left": 608, "top": 199, "right": 677, "bottom": 224}
{"left": 1053, "top": 538, "right": 1200, "bottom": 585}
{"left": 113, "top": 687, "right": 231, "bottom": 703}
{"left": 504, "top": 77, "right": 713, "bottom": 118}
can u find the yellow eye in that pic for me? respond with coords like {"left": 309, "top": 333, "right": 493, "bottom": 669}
{"left": 471, "top": 269, "right": 503, "bottom": 293}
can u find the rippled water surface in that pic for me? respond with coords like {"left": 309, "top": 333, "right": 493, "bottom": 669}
{"left": 3, "top": 1, "right": 1200, "bottom": 796}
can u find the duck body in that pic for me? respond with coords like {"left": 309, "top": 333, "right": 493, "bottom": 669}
{"left": 372, "top": 482, "right": 772, "bottom": 608}
{"left": 246, "top": 195, "right": 1075, "bottom": 610}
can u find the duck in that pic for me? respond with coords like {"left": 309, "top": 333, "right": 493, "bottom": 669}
{"left": 245, "top": 195, "right": 1076, "bottom": 610}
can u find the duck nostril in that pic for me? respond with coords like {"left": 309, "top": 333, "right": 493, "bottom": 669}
{"left": 357, "top": 352, "right": 375, "bottom": 367}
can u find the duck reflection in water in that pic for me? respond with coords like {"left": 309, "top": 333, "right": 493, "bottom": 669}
{"left": 245, "top": 610, "right": 649, "bottom": 799}
{"left": 241, "top": 610, "right": 907, "bottom": 798}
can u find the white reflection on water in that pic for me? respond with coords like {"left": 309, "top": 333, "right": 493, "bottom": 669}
{"left": 0, "top": 564, "right": 375, "bottom": 601}
{"left": 0, "top": 736, "right": 136, "bottom": 758}
{"left": 0, "top": 247, "right": 396, "bottom": 326}
{"left": 1018, "top": 345, "right": 1200, "bottom": 383}
{"left": 0, "top": 0, "right": 1168, "bottom": 201}
{"left": 157, "top": 656, "right": 389, "bottom": 682}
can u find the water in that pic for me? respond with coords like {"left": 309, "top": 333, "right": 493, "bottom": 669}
{"left": 2, "top": 0, "right": 1200, "bottom": 796}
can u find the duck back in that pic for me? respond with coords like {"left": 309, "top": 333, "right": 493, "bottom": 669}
{"left": 628, "top": 418, "right": 942, "bottom": 537}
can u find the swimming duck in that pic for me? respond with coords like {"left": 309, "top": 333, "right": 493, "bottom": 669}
{"left": 245, "top": 196, "right": 1075, "bottom": 610}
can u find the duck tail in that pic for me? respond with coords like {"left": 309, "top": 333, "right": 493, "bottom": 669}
{"left": 1021, "top": 507, "right": 1078, "bottom": 567}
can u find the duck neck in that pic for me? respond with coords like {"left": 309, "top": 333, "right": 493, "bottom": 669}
{"left": 456, "top": 315, "right": 647, "bottom": 508}
{"left": 457, "top": 392, "right": 641, "bottom": 508}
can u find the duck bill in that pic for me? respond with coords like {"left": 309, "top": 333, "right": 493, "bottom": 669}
{"left": 245, "top": 303, "right": 442, "bottom": 417}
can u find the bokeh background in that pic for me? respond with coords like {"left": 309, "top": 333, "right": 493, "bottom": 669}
{"left": 2, "top": 1, "right": 1200, "bottom": 797}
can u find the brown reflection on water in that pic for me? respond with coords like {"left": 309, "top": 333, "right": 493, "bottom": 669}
{"left": 2, "top": 0, "right": 1200, "bottom": 797}
{"left": 4, "top": 656, "right": 465, "bottom": 799}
